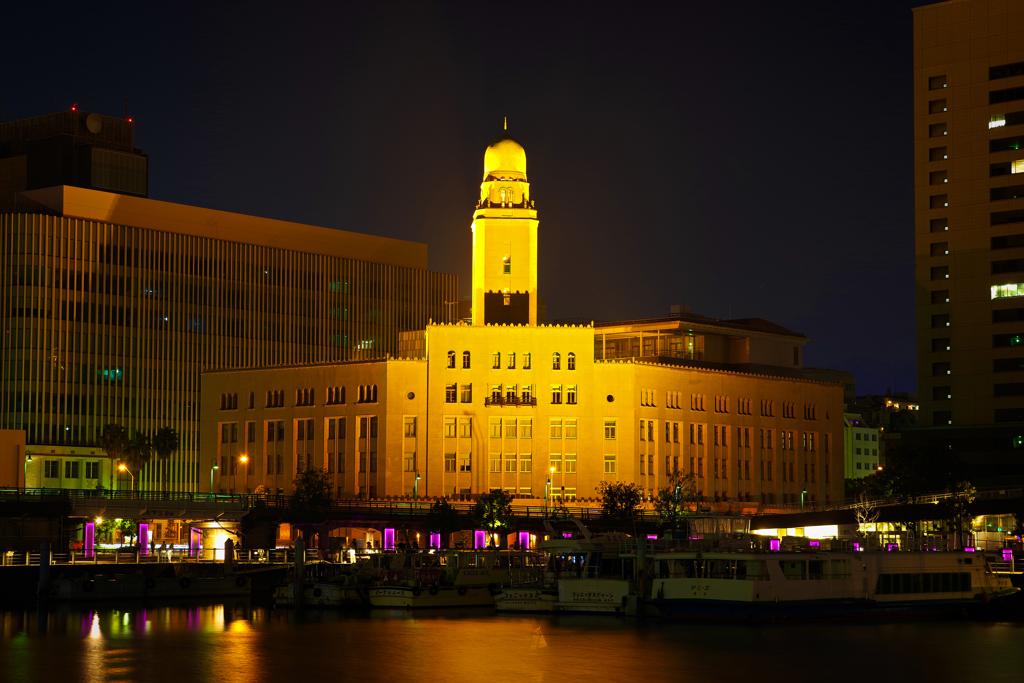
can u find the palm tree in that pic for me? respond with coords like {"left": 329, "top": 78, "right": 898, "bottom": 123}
{"left": 152, "top": 427, "right": 180, "bottom": 494}
{"left": 124, "top": 431, "right": 154, "bottom": 491}
{"left": 97, "top": 424, "right": 128, "bottom": 492}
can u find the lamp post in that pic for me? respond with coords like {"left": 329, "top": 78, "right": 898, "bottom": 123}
{"left": 210, "top": 459, "right": 219, "bottom": 495}
{"left": 414, "top": 472, "right": 421, "bottom": 503}
{"left": 24, "top": 454, "right": 33, "bottom": 489}
{"left": 119, "top": 463, "right": 134, "bottom": 494}
{"left": 800, "top": 489, "right": 807, "bottom": 513}
{"left": 238, "top": 454, "right": 249, "bottom": 493}
{"left": 546, "top": 467, "right": 554, "bottom": 514}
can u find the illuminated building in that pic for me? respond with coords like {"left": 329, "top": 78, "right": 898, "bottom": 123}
{"left": 912, "top": 0, "right": 1024, "bottom": 482}
{"left": 202, "top": 131, "right": 846, "bottom": 508}
{"left": 843, "top": 413, "right": 880, "bottom": 479}
{"left": 0, "top": 110, "right": 457, "bottom": 490}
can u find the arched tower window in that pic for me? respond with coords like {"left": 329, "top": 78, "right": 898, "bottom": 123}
{"left": 339, "top": 386, "right": 345, "bottom": 404}
{"left": 447, "top": 350, "right": 456, "bottom": 368}
{"left": 463, "top": 351, "right": 471, "bottom": 369}
{"left": 309, "top": 388, "right": 314, "bottom": 405}
{"left": 359, "top": 386, "right": 365, "bottom": 403}
{"left": 371, "top": 385, "right": 378, "bottom": 403}
{"left": 552, "top": 352, "right": 561, "bottom": 370}
{"left": 248, "top": 392, "right": 254, "bottom": 409}
{"left": 568, "top": 352, "right": 576, "bottom": 370}
{"left": 266, "top": 391, "right": 272, "bottom": 407}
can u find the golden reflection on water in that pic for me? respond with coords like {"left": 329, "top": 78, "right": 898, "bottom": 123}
{"left": 3, "top": 604, "right": 1024, "bottom": 683}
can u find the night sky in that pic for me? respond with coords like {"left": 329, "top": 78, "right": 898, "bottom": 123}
{"left": 4, "top": 1, "right": 921, "bottom": 395}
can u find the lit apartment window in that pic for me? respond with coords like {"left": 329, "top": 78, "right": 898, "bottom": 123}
{"left": 447, "top": 350, "right": 456, "bottom": 368}
{"left": 445, "top": 384, "right": 457, "bottom": 403}
{"left": 492, "top": 352, "right": 501, "bottom": 369}
{"left": 604, "top": 455, "right": 616, "bottom": 474}
{"left": 462, "top": 351, "right": 471, "bottom": 369}
{"left": 992, "top": 284, "right": 1024, "bottom": 299}
{"left": 604, "top": 420, "right": 616, "bottom": 439}
{"left": 460, "top": 384, "right": 472, "bottom": 403}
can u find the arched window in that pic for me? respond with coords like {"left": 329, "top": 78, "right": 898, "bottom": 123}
{"left": 359, "top": 385, "right": 365, "bottom": 403}
{"left": 492, "top": 351, "right": 501, "bottom": 369}
{"left": 339, "top": 386, "right": 345, "bottom": 404}
{"left": 568, "top": 352, "right": 576, "bottom": 370}
{"left": 552, "top": 352, "right": 561, "bottom": 370}
{"left": 303, "top": 388, "right": 309, "bottom": 405}
{"left": 447, "top": 350, "right": 456, "bottom": 368}
{"left": 266, "top": 391, "right": 272, "bottom": 407}
{"left": 232, "top": 393, "right": 238, "bottom": 409}
{"left": 277, "top": 390, "right": 284, "bottom": 407}
{"left": 219, "top": 394, "right": 225, "bottom": 410}
{"left": 462, "top": 351, "right": 471, "bottom": 369}
{"left": 309, "top": 388, "right": 314, "bottom": 405}
{"left": 296, "top": 390, "right": 302, "bottom": 405}
{"left": 248, "top": 391, "right": 254, "bottom": 409}
{"left": 371, "top": 385, "right": 378, "bottom": 402}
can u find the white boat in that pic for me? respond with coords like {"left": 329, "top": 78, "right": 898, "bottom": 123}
{"left": 368, "top": 549, "right": 543, "bottom": 609}
{"left": 495, "top": 522, "right": 636, "bottom": 615}
{"left": 646, "top": 548, "right": 1019, "bottom": 621}
{"left": 51, "top": 573, "right": 251, "bottom": 601}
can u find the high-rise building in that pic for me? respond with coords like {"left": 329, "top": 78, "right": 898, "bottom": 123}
{"left": 1, "top": 113, "right": 457, "bottom": 490}
{"left": 913, "top": 0, "right": 1024, "bottom": 481}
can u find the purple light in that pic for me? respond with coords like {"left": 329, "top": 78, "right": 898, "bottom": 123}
{"left": 139, "top": 523, "right": 149, "bottom": 556}
{"left": 886, "top": 543, "right": 898, "bottom": 552}
{"left": 853, "top": 542, "right": 860, "bottom": 551}
{"left": 561, "top": 532, "right": 573, "bottom": 539}
{"left": 430, "top": 533, "right": 441, "bottom": 549}
{"left": 474, "top": 530, "right": 487, "bottom": 549}
{"left": 770, "top": 539, "right": 781, "bottom": 551}
{"left": 964, "top": 547, "right": 975, "bottom": 552}
{"left": 383, "top": 528, "right": 395, "bottom": 550}
{"left": 190, "top": 528, "right": 201, "bottom": 557}
{"left": 809, "top": 541, "right": 820, "bottom": 547}
{"left": 1003, "top": 549, "right": 1014, "bottom": 562}
{"left": 647, "top": 534, "right": 658, "bottom": 540}
{"left": 84, "top": 522, "right": 95, "bottom": 559}
{"left": 518, "top": 531, "right": 531, "bottom": 549}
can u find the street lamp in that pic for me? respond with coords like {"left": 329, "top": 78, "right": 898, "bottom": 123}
{"left": 238, "top": 454, "right": 249, "bottom": 493}
{"left": 800, "top": 489, "right": 807, "bottom": 513}
{"left": 119, "top": 463, "right": 134, "bottom": 493}
{"left": 546, "top": 467, "right": 554, "bottom": 513}
{"left": 414, "top": 472, "right": 421, "bottom": 503}
{"left": 24, "top": 454, "right": 32, "bottom": 489}
{"left": 210, "top": 459, "right": 219, "bottom": 495}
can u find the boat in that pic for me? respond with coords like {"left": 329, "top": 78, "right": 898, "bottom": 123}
{"left": 368, "top": 548, "right": 543, "bottom": 609}
{"left": 274, "top": 561, "right": 370, "bottom": 608}
{"left": 50, "top": 573, "right": 251, "bottom": 601}
{"left": 645, "top": 547, "right": 1020, "bottom": 621}
{"left": 495, "top": 522, "right": 636, "bottom": 615}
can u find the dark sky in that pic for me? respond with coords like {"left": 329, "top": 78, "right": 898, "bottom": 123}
{"left": 3, "top": 1, "right": 921, "bottom": 395}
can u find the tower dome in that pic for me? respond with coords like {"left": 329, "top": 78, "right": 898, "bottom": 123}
{"left": 483, "top": 134, "right": 527, "bottom": 180}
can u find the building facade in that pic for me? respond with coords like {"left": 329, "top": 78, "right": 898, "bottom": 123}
{"left": 202, "top": 131, "right": 845, "bottom": 508}
{"left": 1, "top": 150, "right": 457, "bottom": 490}
{"left": 913, "top": 0, "right": 1024, "bottom": 481}
{"left": 843, "top": 413, "right": 880, "bottom": 480}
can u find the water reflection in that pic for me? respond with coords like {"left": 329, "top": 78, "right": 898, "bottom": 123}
{"left": 2, "top": 602, "right": 1024, "bottom": 683}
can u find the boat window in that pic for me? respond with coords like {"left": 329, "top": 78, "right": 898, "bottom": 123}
{"left": 708, "top": 560, "right": 732, "bottom": 579}
{"left": 875, "top": 572, "right": 971, "bottom": 594}
{"left": 493, "top": 556, "right": 508, "bottom": 569}
{"left": 510, "top": 556, "right": 523, "bottom": 569}
{"left": 736, "top": 560, "right": 768, "bottom": 580}
{"left": 779, "top": 560, "right": 807, "bottom": 580}
{"left": 808, "top": 560, "right": 826, "bottom": 580}
{"left": 437, "top": 556, "right": 448, "bottom": 566}
{"left": 829, "top": 559, "right": 851, "bottom": 579}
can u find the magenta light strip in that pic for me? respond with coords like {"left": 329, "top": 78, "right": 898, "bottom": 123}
{"left": 384, "top": 528, "right": 395, "bottom": 550}
{"left": 139, "top": 523, "right": 149, "bottom": 556}
{"left": 964, "top": 547, "right": 975, "bottom": 552}
{"left": 84, "top": 522, "right": 95, "bottom": 559}
{"left": 809, "top": 541, "right": 820, "bottom": 547}
{"left": 474, "top": 530, "right": 487, "bottom": 549}
{"left": 518, "top": 531, "right": 531, "bottom": 549}
{"left": 430, "top": 533, "right": 441, "bottom": 549}
{"left": 1003, "top": 549, "right": 1013, "bottom": 562}
{"left": 647, "top": 535, "right": 658, "bottom": 540}
{"left": 770, "top": 539, "right": 780, "bottom": 551}
{"left": 190, "top": 528, "right": 201, "bottom": 557}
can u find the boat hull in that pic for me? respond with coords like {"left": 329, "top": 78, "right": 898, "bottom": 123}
{"left": 51, "top": 576, "right": 251, "bottom": 601}
{"left": 494, "top": 588, "right": 559, "bottom": 613}
{"left": 369, "top": 585, "right": 496, "bottom": 608}
{"left": 274, "top": 583, "right": 367, "bottom": 607}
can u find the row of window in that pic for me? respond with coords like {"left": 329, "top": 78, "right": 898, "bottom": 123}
{"left": 641, "top": 421, "right": 829, "bottom": 452}
{"left": 39, "top": 460, "right": 101, "bottom": 479}
{"left": 642, "top": 455, "right": 828, "bottom": 484}
{"left": 219, "top": 385, "right": 378, "bottom": 412}
{"left": 446, "top": 350, "right": 577, "bottom": 370}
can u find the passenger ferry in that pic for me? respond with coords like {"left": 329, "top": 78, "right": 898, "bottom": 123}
{"left": 368, "top": 549, "right": 543, "bottom": 609}
{"left": 495, "top": 530, "right": 635, "bottom": 614}
{"left": 646, "top": 548, "right": 1019, "bottom": 621}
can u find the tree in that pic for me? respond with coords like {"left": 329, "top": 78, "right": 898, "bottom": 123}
{"left": 473, "top": 489, "right": 515, "bottom": 544}
{"left": 852, "top": 492, "right": 881, "bottom": 542}
{"left": 97, "top": 424, "right": 128, "bottom": 492}
{"left": 290, "top": 467, "right": 333, "bottom": 522}
{"left": 152, "top": 426, "right": 180, "bottom": 494}
{"left": 875, "top": 442, "right": 967, "bottom": 504}
{"left": 424, "top": 498, "right": 462, "bottom": 547}
{"left": 596, "top": 481, "right": 644, "bottom": 532}
{"left": 99, "top": 518, "right": 138, "bottom": 546}
{"left": 939, "top": 480, "right": 976, "bottom": 549}
{"left": 654, "top": 471, "right": 698, "bottom": 538}
{"left": 124, "top": 430, "right": 153, "bottom": 490}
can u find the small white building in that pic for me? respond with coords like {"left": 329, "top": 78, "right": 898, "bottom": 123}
{"left": 843, "top": 413, "right": 879, "bottom": 479}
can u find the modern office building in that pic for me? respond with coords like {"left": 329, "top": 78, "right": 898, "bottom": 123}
{"left": 0, "top": 111, "right": 457, "bottom": 491}
{"left": 843, "top": 413, "right": 880, "bottom": 479}
{"left": 202, "top": 132, "right": 846, "bottom": 509}
{"left": 913, "top": 0, "right": 1024, "bottom": 481}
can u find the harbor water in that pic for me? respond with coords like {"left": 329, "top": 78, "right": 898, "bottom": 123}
{"left": 2, "top": 601, "right": 1024, "bottom": 682}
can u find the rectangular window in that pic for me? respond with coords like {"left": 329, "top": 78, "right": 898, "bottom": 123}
{"left": 505, "top": 418, "right": 517, "bottom": 439}
{"left": 994, "top": 333, "right": 1024, "bottom": 347}
{"left": 931, "top": 290, "right": 949, "bottom": 304}
{"left": 932, "top": 361, "right": 951, "bottom": 376}
{"left": 444, "top": 418, "right": 456, "bottom": 438}
{"left": 505, "top": 457, "right": 517, "bottom": 473}
{"left": 639, "top": 419, "right": 646, "bottom": 441}
{"left": 932, "top": 313, "right": 950, "bottom": 328}
{"left": 929, "top": 146, "right": 947, "bottom": 162}
{"left": 564, "top": 454, "right": 577, "bottom": 474}
{"left": 520, "top": 459, "right": 532, "bottom": 473}
{"left": 85, "top": 461, "right": 99, "bottom": 479}
{"left": 929, "top": 171, "right": 947, "bottom": 186}
{"left": 404, "top": 453, "right": 416, "bottom": 472}
{"left": 697, "top": 425, "right": 704, "bottom": 445}
{"left": 248, "top": 422, "right": 256, "bottom": 443}
{"left": 522, "top": 385, "right": 533, "bottom": 403}
{"left": 929, "top": 195, "right": 948, "bottom": 209}
{"left": 460, "top": 384, "right": 472, "bottom": 403}
{"left": 489, "top": 456, "right": 500, "bottom": 473}
{"left": 459, "top": 419, "right": 472, "bottom": 438}
{"left": 566, "top": 385, "right": 577, "bottom": 405}
{"left": 445, "top": 384, "right": 457, "bottom": 403}
{"left": 490, "top": 418, "right": 502, "bottom": 438}
{"left": 550, "top": 454, "right": 562, "bottom": 474}
{"left": 990, "top": 85, "right": 1024, "bottom": 105}
{"left": 930, "top": 242, "right": 948, "bottom": 256}
{"left": 65, "top": 461, "right": 80, "bottom": 478}
{"left": 446, "top": 452, "right": 457, "bottom": 472}
{"left": 604, "top": 455, "right": 616, "bottom": 474}
{"left": 930, "top": 218, "right": 948, "bottom": 232}
{"left": 492, "top": 352, "right": 501, "bottom": 369}
{"left": 928, "top": 98, "right": 947, "bottom": 114}
{"left": 992, "top": 185, "right": 1024, "bottom": 202}
{"left": 550, "top": 419, "right": 562, "bottom": 439}
{"left": 404, "top": 417, "right": 416, "bottom": 437}
{"left": 44, "top": 460, "right": 59, "bottom": 478}
{"left": 521, "top": 418, "right": 533, "bottom": 439}
{"left": 551, "top": 384, "right": 562, "bottom": 404}
{"left": 994, "top": 308, "right": 1024, "bottom": 323}
{"left": 604, "top": 420, "right": 616, "bottom": 439}
{"left": 931, "top": 265, "right": 949, "bottom": 280}
{"left": 565, "top": 418, "right": 577, "bottom": 439}
{"left": 523, "top": 353, "right": 531, "bottom": 369}
{"left": 647, "top": 421, "right": 654, "bottom": 442}
{"left": 928, "top": 75, "right": 946, "bottom": 90}
{"left": 508, "top": 352, "right": 516, "bottom": 369}
{"left": 928, "top": 122, "right": 947, "bottom": 138}
{"left": 460, "top": 457, "right": 472, "bottom": 472}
